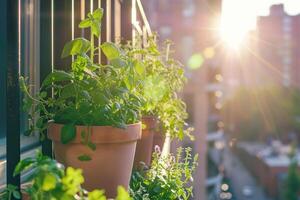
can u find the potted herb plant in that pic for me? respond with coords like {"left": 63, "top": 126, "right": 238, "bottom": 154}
{"left": 7, "top": 151, "right": 132, "bottom": 200}
{"left": 130, "top": 147, "right": 198, "bottom": 200}
{"left": 124, "top": 38, "right": 193, "bottom": 168}
{"left": 20, "top": 8, "right": 144, "bottom": 197}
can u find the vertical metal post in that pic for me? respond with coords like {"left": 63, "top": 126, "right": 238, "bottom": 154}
{"left": 121, "top": 0, "right": 133, "bottom": 42}
{"left": 0, "top": 0, "right": 7, "bottom": 141}
{"left": 101, "top": 0, "right": 108, "bottom": 64}
{"left": 111, "top": 0, "right": 115, "bottom": 42}
{"left": 6, "top": 0, "right": 21, "bottom": 192}
{"left": 40, "top": 0, "right": 53, "bottom": 157}
{"left": 53, "top": 0, "right": 72, "bottom": 70}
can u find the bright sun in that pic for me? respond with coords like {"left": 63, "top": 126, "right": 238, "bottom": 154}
{"left": 220, "top": 0, "right": 255, "bottom": 50}
{"left": 220, "top": 21, "right": 247, "bottom": 50}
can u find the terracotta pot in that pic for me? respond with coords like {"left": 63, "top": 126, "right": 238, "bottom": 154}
{"left": 22, "top": 193, "right": 30, "bottom": 200}
{"left": 21, "top": 183, "right": 31, "bottom": 200}
{"left": 152, "top": 128, "right": 165, "bottom": 152}
{"left": 133, "top": 116, "right": 156, "bottom": 169}
{"left": 48, "top": 122, "right": 141, "bottom": 198}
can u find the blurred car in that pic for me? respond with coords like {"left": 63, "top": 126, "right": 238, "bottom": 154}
{"left": 242, "top": 186, "right": 253, "bottom": 197}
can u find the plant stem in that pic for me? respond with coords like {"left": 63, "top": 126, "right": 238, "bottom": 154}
{"left": 166, "top": 42, "right": 170, "bottom": 62}
{"left": 91, "top": 32, "right": 94, "bottom": 63}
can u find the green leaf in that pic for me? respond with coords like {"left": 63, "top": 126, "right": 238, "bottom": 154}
{"left": 101, "top": 42, "right": 120, "bottom": 60}
{"left": 110, "top": 58, "right": 127, "bottom": 68}
{"left": 124, "top": 76, "right": 134, "bottom": 90}
{"left": 61, "top": 38, "right": 91, "bottom": 58}
{"left": 42, "top": 70, "right": 73, "bottom": 87}
{"left": 92, "top": 8, "right": 104, "bottom": 20}
{"left": 91, "top": 21, "right": 101, "bottom": 37}
{"left": 88, "top": 142, "right": 96, "bottom": 151}
{"left": 78, "top": 154, "right": 92, "bottom": 161}
{"left": 14, "top": 157, "right": 35, "bottom": 176}
{"left": 36, "top": 117, "right": 44, "bottom": 129}
{"left": 60, "top": 83, "right": 76, "bottom": 99}
{"left": 92, "top": 91, "right": 108, "bottom": 105}
{"left": 12, "top": 191, "right": 21, "bottom": 199}
{"left": 23, "top": 129, "right": 32, "bottom": 136}
{"left": 88, "top": 189, "right": 106, "bottom": 200}
{"left": 80, "top": 130, "right": 86, "bottom": 141}
{"left": 61, "top": 123, "right": 76, "bottom": 144}
{"left": 42, "top": 173, "right": 57, "bottom": 191}
{"left": 79, "top": 18, "right": 92, "bottom": 28}
{"left": 115, "top": 186, "right": 131, "bottom": 200}
{"left": 134, "top": 60, "right": 144, "bottom": 75}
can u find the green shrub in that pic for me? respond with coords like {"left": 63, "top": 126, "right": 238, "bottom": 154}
{"left": 130, "top": 147, "right": 198, "bottom": 200}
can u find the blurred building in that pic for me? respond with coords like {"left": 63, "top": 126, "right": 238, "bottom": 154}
{"left": 256, "top": 4, "right": 300, "bottom": 88}
{"left": 143, "top": 0, "right": 222, "bottom": 199}
{"left": 224, "top": 4, "right": 300, "bottom": 91}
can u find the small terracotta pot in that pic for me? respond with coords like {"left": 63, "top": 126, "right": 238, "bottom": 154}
{"left": 22, "top": 193, "right": 30, "bottom": 200}
{"left": 152, "top": 128, "right": 165, "bottom": 152}
{"left": 21, "top": 183, "right": 31, "bottom": 200}
{"left": 133, "top": 116, "right": 156, "bottom": 169}
{"left": 48, "top": 122, "right": 141, "bottom": 198}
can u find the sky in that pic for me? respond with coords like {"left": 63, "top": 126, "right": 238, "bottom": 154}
{"left": 222, "top": 0, "right": 300, "bottom": 31}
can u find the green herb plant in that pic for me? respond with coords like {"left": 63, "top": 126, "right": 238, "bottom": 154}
{"left": 124, "top": 37, "right": 193, "bottom": 140}
{"left": 10, "top": 151, "right": 131, "bottom": 200}
{"left": 130, "top": 147, "right": 198, "bottom": 200}
{"left": 0, "top": 184, "right": 21, "bottom": 200}
{"left": 20, "top": 8, "right": 144, "bottom": 159}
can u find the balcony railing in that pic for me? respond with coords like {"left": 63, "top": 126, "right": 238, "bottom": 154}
{"left": 1, "top": 0, "right": 152, "bottom": 191}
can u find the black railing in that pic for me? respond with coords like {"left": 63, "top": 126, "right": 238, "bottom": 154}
{"left": 1, "top": 0, "right": 152, "bottom": 197}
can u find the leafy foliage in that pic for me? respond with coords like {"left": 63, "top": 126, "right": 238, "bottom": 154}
{"left": 20, "top": 8, "right": 144, "bottom": 147}
{"left": 124, "top": 38, "right": 193, "bottom": 140}
{"left": 222, "top": 86, "right": 300, "bottom": 141}
{"left": 0, "top": 184, "right": 21, "bottom": 200}
{"left": 9, "top": 151, "right": 131, "bottom": 200}
{"left": 130, "top": 147, "right": 198, "bottom": 200}
{"left": 283, "top": 145, "right": 300, "bottom": 200}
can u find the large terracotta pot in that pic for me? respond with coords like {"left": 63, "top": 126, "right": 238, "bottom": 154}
{"left": 48, "top": 122, "right": 141, "bottom": 198}
{"left": 133, "top": 116, "right": 156, "bottom": 169}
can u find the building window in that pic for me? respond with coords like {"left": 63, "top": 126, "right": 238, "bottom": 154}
{"left": 159, "top": 26, "right": 172, "bottom": 38}
{"left": 182, "top": 0, "right": 195, "bottom": 18}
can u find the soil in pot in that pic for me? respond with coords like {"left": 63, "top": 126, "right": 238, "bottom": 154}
{"left": 133, "top": 116, "right": 156, "bottom": 169}
{"left": 48, "top": 122, "right": 141, "bottom": 198}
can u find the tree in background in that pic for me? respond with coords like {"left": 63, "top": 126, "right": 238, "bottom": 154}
{"left": 222, "top": 85, "right": 300, "bottom": 141}
{"left": 283, "top": 145, "right": 300, "bottom": 200}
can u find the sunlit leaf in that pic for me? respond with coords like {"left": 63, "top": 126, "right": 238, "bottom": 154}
{"left": 61, "top": 38, "right": 91, "bottom": 58}
{"left": 101, "top": 42, "right": 120, "bottom": 60}
{"left": 42, "top": 173, "right": 57, "bottom": 191}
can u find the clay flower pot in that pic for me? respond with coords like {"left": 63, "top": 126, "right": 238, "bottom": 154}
{"left": 133, "top": 116, "right": 156, "bottom": 169}
{"left": 22, "top": 193, "right": 30, "bottom": 200}
{"left": 152, "top": 128, "right": 165, "bottom": 152}
{"left": 48, "top": 122, "right": 141, "bottom": 198}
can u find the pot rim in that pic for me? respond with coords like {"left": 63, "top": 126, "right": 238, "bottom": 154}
{"left": 47, "top": 122, "right": 142, "bottom": 144}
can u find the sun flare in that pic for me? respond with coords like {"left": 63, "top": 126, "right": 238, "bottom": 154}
{"left": 220, "top": 0, "right": 256, "bottom": 50}
{"left": 220, "top": 21, "right": 247, "bottom": 49}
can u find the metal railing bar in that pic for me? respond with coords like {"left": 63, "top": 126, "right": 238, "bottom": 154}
{"left": 135, "top": 0, "right": 152, "bottom": 36}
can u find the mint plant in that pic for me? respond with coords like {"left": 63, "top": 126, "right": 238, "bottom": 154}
{"left": 124, "top": 38, "right": 193, "bottom": 140}
{"left": 20, "top": 8, "right": 144, "bottom": 148}
{"left": 130, "top": 147, "right": 198, "bottom": 200}
{"left": 12, "top": 151, "right": 132, "bottom": 200}
{"left": 0, "top": 184, "right": 21, "bottom": 200}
